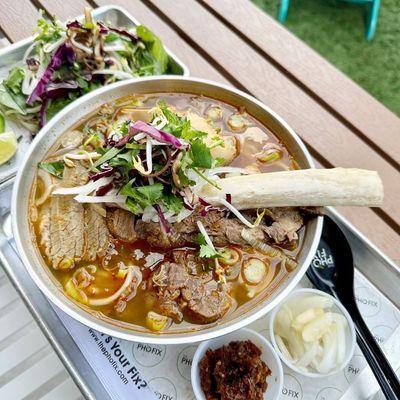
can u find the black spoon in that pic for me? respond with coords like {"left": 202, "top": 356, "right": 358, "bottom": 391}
{"left": 307, "top": 215, "right": 400, "bottom": 400}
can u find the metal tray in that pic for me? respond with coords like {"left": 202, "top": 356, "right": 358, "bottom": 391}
{"left": 0, "top": 5, "right": 189, "bottom": 189}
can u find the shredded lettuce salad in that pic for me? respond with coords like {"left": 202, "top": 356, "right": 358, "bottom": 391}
{"left": 0, "top": 8, "right": 171, "bottom": 134}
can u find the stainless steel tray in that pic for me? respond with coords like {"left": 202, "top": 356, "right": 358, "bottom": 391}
{"left": 0, "top": 5, "right": 189, "bottom": 189}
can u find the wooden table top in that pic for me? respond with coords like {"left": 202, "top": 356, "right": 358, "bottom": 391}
{"left": 0, "top": 0, "right": 399, "bottom": 264}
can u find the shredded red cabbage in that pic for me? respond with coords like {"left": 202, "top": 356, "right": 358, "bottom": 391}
{"left": 95, "top": 181, "right": 114, "bottom": 196}
{"left": 45, "top": 80, "right": 79, "bottom": 99}
{"left": 226, "top": 193, "right": 232, "bottom": 204}
{"left": 199, "top": 198, "right": 211, "bottom": 206}
{"left": 89, "top": 167, "right": 114, "bottom": 181}
{"left": 97, "top": 22, "right": 109, "bottom": 34}
{"left": 114, "top": 120, "right": 185, "bottom": 149}
{"left": 155, "top": 204, "right": 171, "bottom": 234}
{"left": 27, "top": 43, "right": 75, "bottom": 106}
{"left": 66, "top": 20, "right": 83, "bottom": 30}
{"left": 182, "top": 196, "right": 194, "bottom": 210}
{"left": 108, "top": 27, "right": 139, "bottom": 43}
{"left": 131, "top": 120, "right": 185, "bottom": 149}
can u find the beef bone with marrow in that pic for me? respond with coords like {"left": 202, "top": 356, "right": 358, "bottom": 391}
{"left": 198, "top": 168, "right": 383, "bottom": 208}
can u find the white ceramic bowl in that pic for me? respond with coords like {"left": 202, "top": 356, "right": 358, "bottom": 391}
{"left": 269, "top": 288, "right": 356, "bottom": 378}
{"left": 191, "top": 328, "right": 283, "bottom": 400}
{"left": 12, "top": 76, "right": 323, "bottom": 344}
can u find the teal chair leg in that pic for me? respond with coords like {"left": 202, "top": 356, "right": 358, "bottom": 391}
{"left": 278, "top": 0, "right": 291, "bottom": 23}
{"left": 366, "top": 0, "right": 380, "bottom": 41}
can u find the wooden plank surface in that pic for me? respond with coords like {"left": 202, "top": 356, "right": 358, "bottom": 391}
{"left": 36, "top": 0, "right": 89, "bottom": 20}
{"left": 0, "top": 0, "right": 40, "bottom": 41}
{"left": 202, "top": 0, "right": 400, "bottom": 168}
{"left": 94, "top": 0, "right": 229, "bottom": 83}
{"left": 149, "top": 0, "right": 400, "bottom": 230}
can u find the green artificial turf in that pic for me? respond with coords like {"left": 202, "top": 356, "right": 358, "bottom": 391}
{"left": 252, "top": 0, "right": 400, "bottom": 116}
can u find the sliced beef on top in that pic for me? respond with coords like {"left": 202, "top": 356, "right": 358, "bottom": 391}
{"left": 263, "top": 208, "right": 303, "bottom": 243}
{"left": 152, "top": 261, "right": 231, "bottom": 324}
{"left": 84, "top": 204, "right": 111, "bottom": 261}
{"left": 136, "top": 210, "right": 264, "bottom": 249}
{"left": 40, "top": 163, "right": 88, "bottom": 269}
{"left": 106, "top": 208, "right": 137, "bottom": 243}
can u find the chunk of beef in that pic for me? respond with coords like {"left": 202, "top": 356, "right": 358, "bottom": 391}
{"left": 136, "top": 207, "right": 306, "bottom": 250}
{"left": 106, "top": 208, "right": 137, "bottom": 243}
{"left": 263, "top": 207, "right": 303, "bottom": 243}
{"left": 40, "top": 163, "right": 88, "bottom": 269}
{"left": 172, "top": 251, "right": 214, "bottom": 283}
{"left": 182, "top": 282, "right": 231, "bottom": 324}
{"left": 136, "top": 210, "right": 264, "bottom": 249}
{"left": 84, "top": 205, "right": 110, "bottom": 261}
{"left": 152, "top": 262, "right": 231, "bottom": 324}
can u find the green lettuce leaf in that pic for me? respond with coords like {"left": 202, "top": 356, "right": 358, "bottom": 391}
{"left": 136, "top": 25, "right": 169, "bottom": 75}
{"left": 4, "top": 67, "right": 25, "bottom": 95}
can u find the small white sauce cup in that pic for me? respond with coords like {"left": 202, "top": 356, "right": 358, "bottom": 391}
{"left": 191, "top": 327, "right": 283, "bottom": 400}
{"left": 269, "top": 288, "right": 356, "bottom": 378}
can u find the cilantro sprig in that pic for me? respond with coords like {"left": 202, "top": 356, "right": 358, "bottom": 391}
{"left": 197, "top": 233, "right": 221, "bottom": 259}
{"left": 39, "top": 160, "right": 65, "bottom": 178}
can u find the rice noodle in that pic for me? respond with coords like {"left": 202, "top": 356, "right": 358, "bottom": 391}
{"left": 35, "top": 169, "right": 54, "bottom": 205}
{"left": 53, "top": 176, "right": 113, "bottom": 196}
{"left": 219, "top": 198, "right": 254, "bottom": 228}
{"left": 88, "top": 266, "right": 135, "bottom": 306}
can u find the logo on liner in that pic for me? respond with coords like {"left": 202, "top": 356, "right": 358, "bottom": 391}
{"left": 149, "top": 377, "right": 177, "bottom": 400}
{"left": 312, "top": 248, "right": 334, "bottom": 269}
{"left": 177, "top": 346, "right": 197, "bottom": 380}
{"left": 281, "top": 374, "right": 303, "bottom": 399}
{"left": 344, "top": 354, "right": 367, "bottom": 383}
{"left": 132, "top": 343, "right": 167, "bottom": 367}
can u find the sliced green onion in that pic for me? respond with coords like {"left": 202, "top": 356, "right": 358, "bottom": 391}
{"left": 191, "top": 167, "right": 221, "bottom": 190}
{"left": 93, "top": 147, "right": 122, "bottom": 168}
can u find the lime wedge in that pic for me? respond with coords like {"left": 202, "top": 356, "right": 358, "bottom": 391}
{"left": 0, "top": 131, "right": 18, "bottom": 165}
